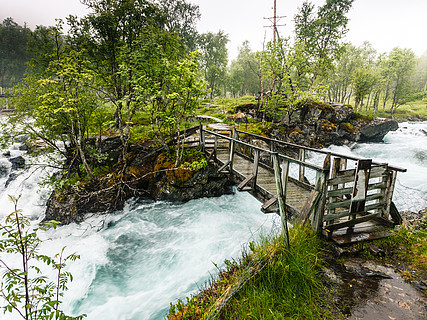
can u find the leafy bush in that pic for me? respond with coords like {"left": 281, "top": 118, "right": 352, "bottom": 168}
{"left": 0, "top": 195, "right": 85, "bottom": 320}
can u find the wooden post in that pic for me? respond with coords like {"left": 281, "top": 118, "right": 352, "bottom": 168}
{"left": 298, "top": 149, "right": 306, "bottom": 183}
{"left": 311, "top": 153, "right": 331, "bottom": 233}
{"left": 252, "top": 149, "right": 260, "bottom": 190}
{"left": 199, "top": 124, "right": 203, "bottom": 150}
{"left": 272, "top": 153, "right": 290, "bottom": 248}
{"left": 229, "top": 139, "right": 235, "bottom": 172}
{"left": 270, "top": 140, "right": 274, "bottom": 168}
{"left": 214, "top": 135, "right": 218, "bottom": 160}
{"left": 281, "top": 160, "right": 290, "bottom": 200}
{"left": 384, "top": 170, "right": 397, "bottom": 219}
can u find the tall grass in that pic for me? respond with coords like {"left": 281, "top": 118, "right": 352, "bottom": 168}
{"left": 168, "top": 224, "right": 343, "bottom": 320}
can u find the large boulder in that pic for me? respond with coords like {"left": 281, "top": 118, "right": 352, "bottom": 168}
{"left": 359, "top": 120, "right": 399, "bottom": 142}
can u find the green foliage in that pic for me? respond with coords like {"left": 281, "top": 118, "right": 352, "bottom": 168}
{"left": 0, "top": 195, "right": 85, "bottom": 320}
{"left": 228, "top": 41, "right": 260, "bottom": 97}
{"left": 198, "top": 31, "right": 229, "bottom": 99}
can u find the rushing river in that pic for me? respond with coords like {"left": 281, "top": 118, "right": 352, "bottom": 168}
{"left": 0, "top": 120, "right": 426, "bottom": 319}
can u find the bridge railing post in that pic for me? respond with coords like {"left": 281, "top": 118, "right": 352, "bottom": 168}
{"left": 252, "top": 149, "right": 260, "bottom": 190}
{"left": 298, "top": 149, "right": 306, "bottom": 183}
{"left": 199, "top": 124, "right": 205, "bottom": 152}
{"left": 272, "top": 153, "right": 290, "bottom": 248}
{"left": 311, "top": 153, "right": 331, "bottom": 234}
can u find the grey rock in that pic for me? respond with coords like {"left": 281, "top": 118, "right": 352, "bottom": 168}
{"left": 9, "top": 156, "right": 25, "bottom": 170}
{"left": 359, "top": 120, "right": 399, "bottom": 142}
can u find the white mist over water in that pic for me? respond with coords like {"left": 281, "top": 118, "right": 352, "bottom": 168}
{"left": 0, "top": 120, "right": 426, "bottom": 319}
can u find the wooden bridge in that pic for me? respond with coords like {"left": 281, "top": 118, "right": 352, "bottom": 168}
{"left": 195, "top": 124, "right": 406, "bottom": 245}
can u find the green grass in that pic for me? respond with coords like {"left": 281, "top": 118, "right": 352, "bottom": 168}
{"left": 168, "top": 224, "right": 344, "bottom": 320}
{"left": 350, "top": 98, "right": 427, "bottom": 121}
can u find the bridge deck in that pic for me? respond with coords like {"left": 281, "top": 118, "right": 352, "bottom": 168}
{"left": 216, "top": 150, "right": 312, "bottom": 215}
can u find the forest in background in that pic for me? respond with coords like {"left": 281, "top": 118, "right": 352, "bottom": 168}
{"left": 0, "top": 0, "right": 426, "bottom": 181}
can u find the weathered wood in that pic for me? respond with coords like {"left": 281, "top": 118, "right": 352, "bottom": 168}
{"left": 252, "top": 149, "right": 260, "bottom": 190}
{"left": 298, "top": 149, "right": 306, "bottom": 183}
{"left": 218, "top": 161, "right": 231, "bottom": 173}
{"left": 299, "top": 190, "right": 320, "bottom": 223}
{"left": 281, "top": 160, "right": 290, "bottom": 200}
{"left": 312, "top": 169, "right": 328, "bottom": 233}
{"left": 328, "top": 165, "right": 388, "bottom": 185}
{"left": 328, "top": 157, "right": 343, "bottom": 226}
{"left": 327, "top": 182, "right": 387, "bottom": 197}
{"left": 383, "top": 170, "right": 397, "bottom": 219}
{"left": 262, "top": 195, "right": 278, "bottom": 211}
{"left": 389, "top": 201, "right": 402, "bottom": 225}
{"left": 237, "top": 174, "right": 254, "bottom": 191}
{"left": 273, "top": 153, "right": 290, "bottom": 248}
{"left": 326, "top": 193, "right": 385, "bottom": 210}
{"left": 229, "top": 140, "right": 235, "bottom": 172}
{"left": 324, "top": 212, "right": 381, "bottom": 231}
{"left": 350, "top": 159, "right": 372, "bottom": 217}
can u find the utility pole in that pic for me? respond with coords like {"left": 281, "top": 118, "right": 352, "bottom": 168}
{"left": 264, "top": 0, "right": 285, "bottom": 44}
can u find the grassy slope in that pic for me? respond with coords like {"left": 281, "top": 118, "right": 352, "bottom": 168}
{"left": 168, "top": 224, "right": 344, "bottom": 320}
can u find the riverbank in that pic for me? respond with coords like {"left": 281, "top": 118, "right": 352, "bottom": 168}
{"left": 168, "top": 219, "right": 427, "bottom": 320}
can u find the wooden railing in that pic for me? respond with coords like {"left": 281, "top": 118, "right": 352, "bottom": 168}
{"left": 196, "top": 126, "right": 405, "bottom": 243}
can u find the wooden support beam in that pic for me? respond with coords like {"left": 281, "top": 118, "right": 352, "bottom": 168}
{"left": 273, "top": 153, "right": 290, "bottom": 248}
{"left": 218, "top": 161, "right": 231, "bottom": 173}
{"left": 237, "top": 174, "right": 254, "bottom": 191}
{"left": 299, "top": 190, "right": 320, "bottom": 224}
{"left": 262, "top": 195, "right": 278, "bottom": 211}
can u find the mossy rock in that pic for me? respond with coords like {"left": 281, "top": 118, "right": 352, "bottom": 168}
{"left": 339, "top": 122, "right": 357, "bottom": 133}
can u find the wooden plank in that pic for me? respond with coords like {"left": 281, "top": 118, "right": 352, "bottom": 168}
{"left": 328, "top": 165, "right": 388, "bottom": 185}
{"left": 262, "top": 195, "right": 278, "bottom": 211}
{"left": 325, "top": 201, "right": 385, "bottom": 221}
{"left": 237, "top": 174, "right": 254, "bottom": 191}
{"left": 252, "top": 149, "right": 260, "bottom": 190}
{"left": 324, "top": 212, "right": 381, "bottom": 231}
{"left": 389, "top": 201, "right": 402, "bottom": 225}
{"left": 383, "top": 170, "right": 397, "bottom": 219}
{"left": 327, "top": 182, "right": 387, "bottom": 197}
{"left": 281, "top": 160, "right": 290, "bottom": 200}
{"left": 326, "top": 193, "right": 385, "bottom": 210}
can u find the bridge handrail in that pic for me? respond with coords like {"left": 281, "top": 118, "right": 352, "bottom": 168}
{"left": 202, "top": 129, "right": 324, "bottom": 172}
{"left": 235, "top": 129, "right": 406, "bottom": 173}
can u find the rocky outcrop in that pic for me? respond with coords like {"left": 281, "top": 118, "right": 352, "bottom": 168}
{"left": 44, "top": 150, "right": 233, "bottom": 225}
{"left": 234, "top": 101, "right": 399, "bottom": 147}
{"left": 152, "top": 164, "right": 232, "bottom": 202}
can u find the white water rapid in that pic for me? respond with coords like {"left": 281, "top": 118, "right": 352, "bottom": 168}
{"left": 0, "top": 120, "right": 426, "bottom": 320}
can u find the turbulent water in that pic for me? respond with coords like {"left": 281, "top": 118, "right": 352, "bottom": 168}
{"left": 0, "top": 120, "right": 426, "bottom": 319}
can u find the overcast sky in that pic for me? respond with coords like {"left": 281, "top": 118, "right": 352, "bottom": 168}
{"left": 1, "top": 0, "right": 426, "bottom": 60}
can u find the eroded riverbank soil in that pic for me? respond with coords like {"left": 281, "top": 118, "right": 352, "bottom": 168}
{"left": 322, "top": 246, "right": 427, "bottom": 320}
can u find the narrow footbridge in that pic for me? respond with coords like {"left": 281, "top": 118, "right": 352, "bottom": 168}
{"left": 195, "top": 124, "right": 406, "bottom": 244}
